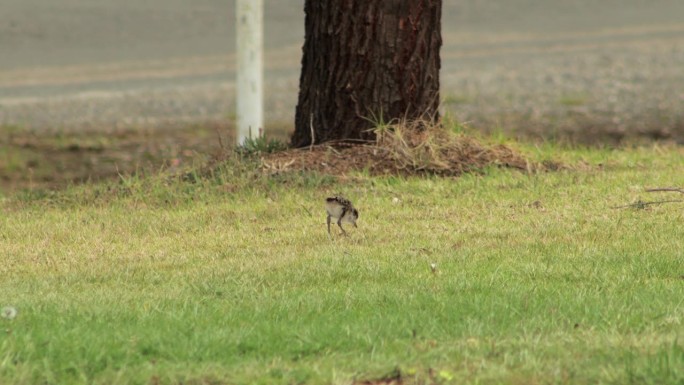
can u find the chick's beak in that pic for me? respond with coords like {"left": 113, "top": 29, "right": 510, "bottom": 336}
{"left": 353, "top": 222, "right": 358, "bottom": 228}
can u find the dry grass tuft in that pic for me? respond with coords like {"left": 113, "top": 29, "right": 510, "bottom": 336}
{"left": 374, "top": 119, "right": 533, "bottom": 175}
{"left": 262, "top": 119, "right": 538, "bottom": 177}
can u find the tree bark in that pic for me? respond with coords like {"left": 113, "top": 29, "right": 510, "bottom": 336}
{"left": 291, "top": 0, "right": 442, "bottom": 148}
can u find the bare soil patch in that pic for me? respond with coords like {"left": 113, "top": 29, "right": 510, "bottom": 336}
{"left": 0, "top": 123, "right": 229, "bottom": 191}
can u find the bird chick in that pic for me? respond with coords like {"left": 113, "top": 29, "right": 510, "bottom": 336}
{"left": 325, "top": 196, "right": 359, "bottom": 235}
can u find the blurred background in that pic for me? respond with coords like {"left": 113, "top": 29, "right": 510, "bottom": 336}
{"left": 1, "top": 0, "right": 683, "bottom": 188}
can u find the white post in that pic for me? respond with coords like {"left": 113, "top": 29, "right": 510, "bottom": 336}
{"left": 236, "top": 0, "right": 264, "bottom": 145}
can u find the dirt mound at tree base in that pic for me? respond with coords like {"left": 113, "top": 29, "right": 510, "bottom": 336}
{"left": 262, "top": 123, "right": 546, "bottom": 177}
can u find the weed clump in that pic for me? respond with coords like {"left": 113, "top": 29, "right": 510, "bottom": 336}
{"left": 235, "top": 135, "right": 288, "bottom": 157}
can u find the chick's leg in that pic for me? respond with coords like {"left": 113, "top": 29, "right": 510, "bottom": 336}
{"left": 337, "top": 218, "right": 347, "bottom": 235}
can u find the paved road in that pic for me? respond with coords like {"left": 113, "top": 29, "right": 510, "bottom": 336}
{"left": 1, "top": 0, "right": 683, "bottom": 141}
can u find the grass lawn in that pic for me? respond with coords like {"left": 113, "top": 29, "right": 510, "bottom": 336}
{"left": 1, "top": 142, "right": 683, "bottom": 384}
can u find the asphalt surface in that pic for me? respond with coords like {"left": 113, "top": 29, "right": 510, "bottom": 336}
{"left": 1, "top": 0, "right": 683, "bottom": 141}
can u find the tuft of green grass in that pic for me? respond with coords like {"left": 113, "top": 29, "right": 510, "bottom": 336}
{"left": 235, "top": 135, "right": 288, "bottom": 156}
{"left": 1, "top": 142, "right": 684, "bottom": 384}
{"left": 558, "top": 93, "right": 589, "bottom": 107}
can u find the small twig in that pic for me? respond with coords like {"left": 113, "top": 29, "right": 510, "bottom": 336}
{"left": 326, "top": 145, "right": 343, "bottom": 156}
{"left": 278, "top": 139, "right": 374, "bottom": 154}
{"left": 309, "top": 113, "right": 315, "bottom": 152}
{"left": 645, "top": 187, "right": 684, "bottom": 194}
{"left": 298, "top": 203, "right": 313, "bottom": 217}
{"left": 611, "top": 199, "right": 683, "bottom": 209}
{"left": 214, "top": 126, "right": 225, "bottom": 152}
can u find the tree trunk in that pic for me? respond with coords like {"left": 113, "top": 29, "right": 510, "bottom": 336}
{"left": 291, "top": 0, "right": 442, "bottom": 148}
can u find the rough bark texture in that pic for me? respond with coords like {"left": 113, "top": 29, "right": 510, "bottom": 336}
{"left": 291, "top": 0, "right": 442, "bottom": 147}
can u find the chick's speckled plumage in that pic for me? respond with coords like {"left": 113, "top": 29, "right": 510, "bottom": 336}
{"left": 325, "top": 196, "right": 358, "bottom": 235}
